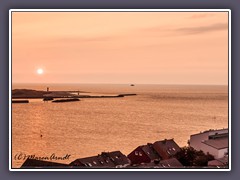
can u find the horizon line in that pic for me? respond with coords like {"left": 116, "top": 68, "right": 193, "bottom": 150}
{"left": 12, "top": 82, "right": 228, "bottom": 86}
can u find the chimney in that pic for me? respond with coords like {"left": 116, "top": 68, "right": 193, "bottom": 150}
{"left": 154, "top": 159, "right": 160, "bottom": 164}
{"left": 163, "top": 139, "right": 167, "bottom": 144}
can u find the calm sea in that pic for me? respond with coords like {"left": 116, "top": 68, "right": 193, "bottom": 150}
{"left": 11, "top": 84, "right": 228, "bottom": 168}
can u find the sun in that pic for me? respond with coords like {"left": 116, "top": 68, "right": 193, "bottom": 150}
{"left": 37, "top": 68, "right": 44, "bottom": 75}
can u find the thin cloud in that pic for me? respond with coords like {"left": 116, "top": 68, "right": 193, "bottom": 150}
{"left": 189, "top": 13, "right": 216, "bottom": 19}
{"left": 23, "top": 35, "right": 119, "bottom": 49}
{"left": 136, "top": 23, "right": 228, "bottom": 38}
{"left": 50, "top": 36, "right": 115, "bottom": 44}
{"left": 175, "top": 23, "right": 228, "bottom": 35}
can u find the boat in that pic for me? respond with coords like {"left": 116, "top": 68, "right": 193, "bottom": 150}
{"left": 130, "top": 84, "right": 135, "bottom": 86}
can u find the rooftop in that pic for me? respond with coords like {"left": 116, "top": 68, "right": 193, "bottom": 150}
{"left": 130, "top": 158, "right": 183, "bottom": 168}
{"left": 208, "top": 156, "right": 228, "bottom": 166}
{"left": 160, "top": 158, "right": 183, "bottom": 168}
{"left": 202, "top": 137, "right": 228, "bottom": 150}
{"left": 21, "top": 158, "right": 68, "bottom": 168}
{"left": 69, "top": 151, "right": 130, "bottom": 167}
{"left": 140, "top": 144, "right": 160, "bottom": 160}
{"left": 190, "top": 128, "right": 228, "bottom": 137}
{"left": 153, "top": 139, "right": 181, "bottom": 157}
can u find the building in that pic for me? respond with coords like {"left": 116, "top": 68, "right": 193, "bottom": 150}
{"left": 21, "top": 158, "right": 69, "bottom": 168}
{"left": 129, "top": 158, "right": 183, "bottom": 168}
{"left": 189, "top": 128, "right": 228, "bottom": 159}
{"left": 158, "top": 158, "right": 183, "bottom": 168}
{"left": 127, "top": 143, "right": 161, "bottom": 165}
{"left": 153, "top": 139, "right": 181, "bottom": 160}
{"left": 69, "top": 151, "right": 130, "bottom": 168}
{"left": 127, "top": 139, "right": 181, "bottom": 165}
{"left": 208, "top": 156, "right": 228, "bottom": 167}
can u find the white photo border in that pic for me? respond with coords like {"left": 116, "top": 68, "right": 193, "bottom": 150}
{"left": 9, "top": 9, "right": 231, "bottom": 172}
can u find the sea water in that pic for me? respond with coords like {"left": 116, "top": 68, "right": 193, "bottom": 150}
{"left": 11, "top": 84, "right": 228, "bottom": 168}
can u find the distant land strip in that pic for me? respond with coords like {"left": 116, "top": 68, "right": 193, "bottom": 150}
{"left": 12, "top": 89, "right": 137, "bottom": 99}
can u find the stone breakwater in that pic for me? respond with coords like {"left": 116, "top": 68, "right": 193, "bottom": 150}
{"left": 12, "top": 89, "right": 137, "bottom": 100}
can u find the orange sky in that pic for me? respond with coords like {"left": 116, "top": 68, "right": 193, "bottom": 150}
{"left": 12, "top": 11, "right": 229, "bottom": 84}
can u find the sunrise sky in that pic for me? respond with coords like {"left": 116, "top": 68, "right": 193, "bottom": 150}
{"left": 12, "top": 11, "right": 229, "bottom": 85}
